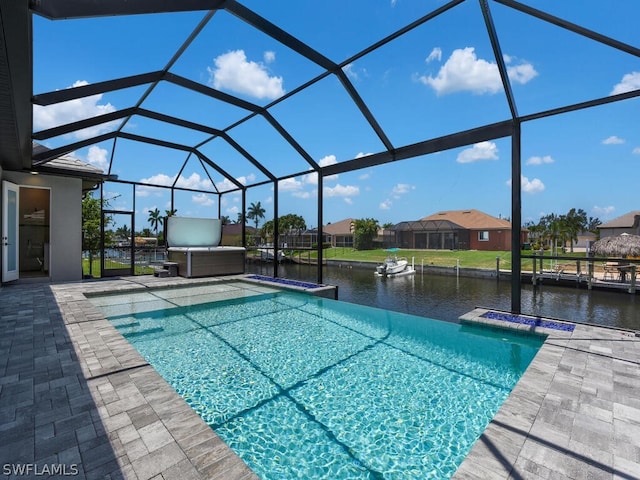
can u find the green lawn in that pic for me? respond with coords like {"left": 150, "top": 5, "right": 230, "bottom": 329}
{"left": 322, "top": 248, "right": 512, "bottom": 269}
{"left": 319, "top": 248, "right": 588, "bottom": 271}
{"left": 82, "top": 258, "right": 154, "bottom": 277}
{"left": 83, "top": 248, "right": 587, "bottom": 277}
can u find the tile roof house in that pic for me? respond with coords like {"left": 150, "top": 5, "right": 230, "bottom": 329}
{"left": 391, "top": 209, "right": 526, "bottom": 251}
{"left": 221, "top": 223, "right": 257, "bottom": 246}
{"left": 598, "top": 211, "right": 640, "bottom": 238}
{"left": 323, "top": 218, "right": 355, "bottom": 247}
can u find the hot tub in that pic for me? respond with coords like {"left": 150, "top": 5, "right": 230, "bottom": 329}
{"left": 165, "top": 217, "right": 245, "bottom": 277}
{"left": 167, "top": 246, "right": 245, "bottom": 278}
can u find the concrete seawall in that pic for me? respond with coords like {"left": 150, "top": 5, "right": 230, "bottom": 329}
{"left": 325, "top": 259, "right": 501, "bottom": 279}
{"left": 325, "top": 259, "right": 639, "bottom": 294}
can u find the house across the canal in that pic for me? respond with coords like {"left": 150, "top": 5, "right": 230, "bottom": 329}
{"left": 389, "top": 209, "right": 527, "bottom": 251}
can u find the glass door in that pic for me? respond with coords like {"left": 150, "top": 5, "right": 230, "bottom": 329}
{"left": 19, "top": 186, "right": 51, "bottom": 278}
{"left": 2, "top": 181, "right": 19, "bottom": 282}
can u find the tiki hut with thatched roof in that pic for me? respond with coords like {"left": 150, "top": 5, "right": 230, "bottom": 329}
{"left": 590, "top": 233, "right": 640, "bottom": 258}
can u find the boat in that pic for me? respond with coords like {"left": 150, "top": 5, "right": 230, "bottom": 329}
{"left": 258, "top": 247, "right": 285, "bottom": 263}
{"left": 375, "top": 249, "right": 415, "bottom": 277}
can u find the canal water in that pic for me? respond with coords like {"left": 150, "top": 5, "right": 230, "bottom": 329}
{"left": 246, "top": 262, "right": 640, "bottom": 331}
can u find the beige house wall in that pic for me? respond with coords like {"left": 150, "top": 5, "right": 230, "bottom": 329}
{"left": 2, "top": 171, "right": 83, "bottom": 282}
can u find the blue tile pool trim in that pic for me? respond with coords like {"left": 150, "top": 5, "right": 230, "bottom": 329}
{"left": 481, "top": 311, "right": 576, "bottom": 332}
{"left": 246, "top": 275, "right": 323, "bottom": 289}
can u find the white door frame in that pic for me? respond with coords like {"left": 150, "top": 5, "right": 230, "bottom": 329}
{"left": 2, "top": 180, "right": 20, "bottom": 282}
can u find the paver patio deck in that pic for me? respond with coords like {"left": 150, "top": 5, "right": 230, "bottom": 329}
{"left": 0, "top": 276, "right": 639, "bottom": 479}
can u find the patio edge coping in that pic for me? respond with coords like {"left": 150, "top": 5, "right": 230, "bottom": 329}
{"left": 455, "top": 307, "right": 640, "bottom": 479}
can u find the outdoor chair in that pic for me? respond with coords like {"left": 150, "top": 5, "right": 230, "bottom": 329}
{"left": 602, "top": 262, "right": 618, "bottom": 281}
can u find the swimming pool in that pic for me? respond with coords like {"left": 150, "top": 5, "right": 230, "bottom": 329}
{"left": 91, "top": 281, "right": 544, "bottom": 479}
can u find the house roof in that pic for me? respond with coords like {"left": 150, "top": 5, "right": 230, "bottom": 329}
{"left": 323, "top": 218, "right": 354, "bottom": 236}
{"left": 598, "top": 211, "right": 640, "bottom": 229}
{"left": 420, "top": 209, "right": 512, "bottom": 230}
{"left": 392, "top": 219, "right": 463, "bottom": 231}
{"left": 30, "top": 142, "right": 116, "bottom": 192}
{"left": 32, "top": 142, "right": 116, "bottom": 182}
{"left": 222, "top": 223, "right": 256, "bottom": 235}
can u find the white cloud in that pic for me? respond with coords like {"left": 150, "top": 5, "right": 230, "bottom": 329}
{"left": 292, "top": 191, "right": 313, "bottom": 199}
{"left": 521, "top": 176, "right": 544, "bottom": 193}
{"left": 633, "top": 147, "right": 640, "bottom": 154}
{"left": 226, "top": 205, "right": 240, "bottom": 216}
{"left": 593, "top": 205, "right": 615, "bottom": 216}
{"left": 319, "top": 155, "right": 337, "bottom": 168}
{"left": 602, "top": 135, "right": 625, "bottom": 145}
{"left": 217, "top": 173, "right": 256, "bottom": 192}
{"left": 86, "top": 146, "right": 109, "bottom": 171}
{"left": 426, "top": 47, "right": 442, "bottom": 63}
{"left": 507, "top": 63, "right": 538, "bottom": 85}
{"left": 208, "top": 50, "right": 284, "bottom": 100}
{"left": 456, "top": 141, "right": 499, "bottom": 163}
{"left": 136, "top": 174, "right": 174, "bottom": 196}
{"left": 279, "top": 176, "right": 318, "bottom": 198}
{"left": 391, "top": 183, "right": 414, "bottom": 196}
{"left": 610, "top": 71, "right": 640, "bottom": 95}
{"left": 278, "top": 177, "right": 303, "bottom": 192}
{"left": 506, "top": 175, "right": 545, "bottom": 193}
{"left": 380, "top": 199, "right": 392, "bottom": 210}
{"left": 136, "top": 172, "right": 213, "bottom": 196}
{"left": 344, "top": 197, "right": 353, "bottom": 205}
{"left": 263, "top": 51, "right": 276, "bottom": 63}
{"left": 358, "top": 172, "right": 371, "bottom": 180}
{"left": 324, "top": 184, "right": 359, "bottom": 198}
{"left": 192, "top": 193, "right": 215, "bottom": 207}
{"left": 175, "top": 172, "right": 213, "bottom": 190}
{"left": 33, "top": 80, "right": 117, "bottom": 139}
{"left": 525, "top": 155, "right": 554, "bottom": 166}
{"left": 419, "top": 47, "right": 537, "bottom": 95}
{"left": 343, "top": 63, "right": 358, "bottom": 81}
{"left": 304, "top": 155, "right": 339, "bottom": 185}
{"left": 343, "top": 64, "right": 368, "bottom": 82}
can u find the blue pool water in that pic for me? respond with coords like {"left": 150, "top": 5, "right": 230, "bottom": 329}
{"left": 92, "top": 282, "right": 544, "bottom": 479}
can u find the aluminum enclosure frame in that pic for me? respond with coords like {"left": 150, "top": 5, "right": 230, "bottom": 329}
{"left": 0, "top": 1, "right": 637, "bottom": 312}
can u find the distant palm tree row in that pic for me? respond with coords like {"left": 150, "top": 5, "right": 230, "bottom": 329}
{"left": 220, "top": 201, "right": 266, "bottom": 229}
{"left": 525, "top": 208, "right": 601, "bottom": 252}
{"left": 146, "top": 204, "right": 599, "bottom": 254}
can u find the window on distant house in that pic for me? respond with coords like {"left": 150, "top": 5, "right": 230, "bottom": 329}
{"left": 479, "top": 231, "right": 489, "bottom": 241}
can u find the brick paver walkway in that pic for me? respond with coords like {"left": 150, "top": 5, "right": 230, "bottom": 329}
{"left": 0, "top": 277, "right": 257, "bottom": 480}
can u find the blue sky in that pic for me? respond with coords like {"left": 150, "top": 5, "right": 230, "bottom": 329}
{"left": 32, "top": 1, "right": 640, "bottom": 231}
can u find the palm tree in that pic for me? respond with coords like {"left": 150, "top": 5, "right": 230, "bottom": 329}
{"left": 148, "top": 208, "right": 163, "bottom": 237}
{"left": 587, "top": 216, "right": 602, "bottom": 238}
{"left": 236, "top": 212, "right": 245, "bottom": 224}
{"left": 115, "top": 224, "right": 131, "bottom": 240}
{"left": 165, "top": 208, "right": 177, "bottom": 218}
{"left": 353, "top": 218, "right": 380, "bottom": 250}
{"left": 563, "top": 208, "right": 587, "bottom": 252}
{"left": 221, "top": 215, "right": 231, "bottom": 225}
{"left": 246, "top": 201, "right": 265, "bottom": 229}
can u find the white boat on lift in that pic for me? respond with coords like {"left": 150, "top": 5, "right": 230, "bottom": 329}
{"left": 258, "top": 246, "right": 285, "bottom": 263}
{"left": 375, "top": 249, "right": 415, "bottom": 277}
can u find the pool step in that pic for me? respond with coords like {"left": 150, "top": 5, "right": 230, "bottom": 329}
{"left": 154, "top": 261, "right": 179, "bottom": 278}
